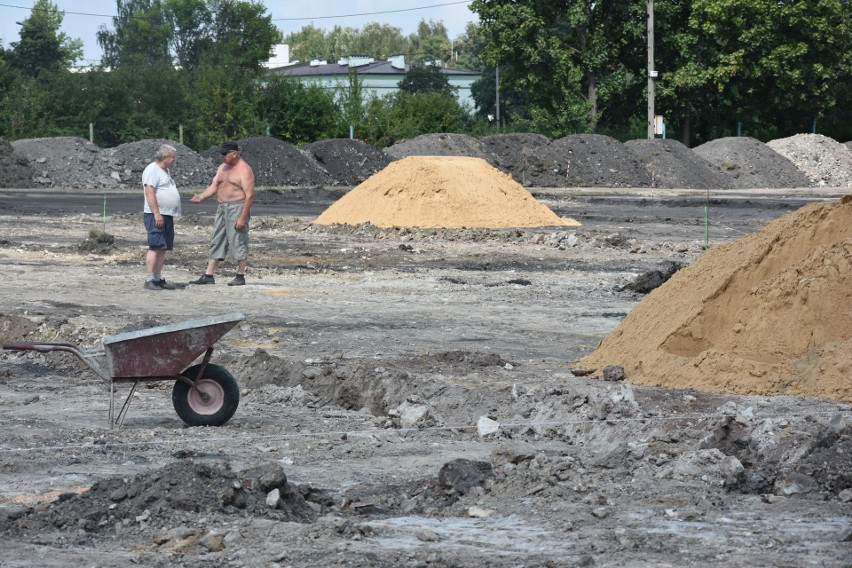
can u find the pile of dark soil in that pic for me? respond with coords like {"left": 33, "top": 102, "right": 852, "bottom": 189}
{"left": 0, "top": 138, "right": 31, "bottom": 188}
{"left": 552, "top": 134, "right": 651, "bottom": 187}
{"left": 693, "top": 136, "right": 809, "bottom": 188}
{"left": 481, "top": 133, "right": 563, "bottom": 187}
{"left": 301, "top": 138, "right": 391, "bottom": 186}
{"left": 105, "top": 139, "right": 215, "bottom": 189}
{"left": 626, "top": 138, "right": 732, "bottom": 189}
{"left": 11, "top": 136, "right": 104, "bottom": 189}
{"left": 384, "top": 132, "right": 490, "bottom": 160}
{"left": 203, "top": 137, "right": 331, "bottom": 188}
{"left": 4, "top": 460, "right": 317, "bottom": 536}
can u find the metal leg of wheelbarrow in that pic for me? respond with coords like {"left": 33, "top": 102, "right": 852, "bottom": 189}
{"left": 110, "top": 380, "right": 140, "bottom": 430}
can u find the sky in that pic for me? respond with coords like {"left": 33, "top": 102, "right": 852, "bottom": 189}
{"left": 0, "top": 0, "right": 477, "bottom": 66}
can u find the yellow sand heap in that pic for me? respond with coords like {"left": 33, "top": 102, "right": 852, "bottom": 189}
{"left": 313, "top": 156, "right": 579, "bottom": 229}
{"left": 579, "top": 194, "right": 852, "bottom": 403}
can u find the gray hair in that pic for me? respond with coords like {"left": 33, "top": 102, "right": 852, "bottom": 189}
{"left": 156, "top": 144, "right": 177, "bottom": 160}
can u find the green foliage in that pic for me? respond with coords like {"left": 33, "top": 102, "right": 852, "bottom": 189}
{"left": 407, "top": 20, "right": 450, "bottom": 64}
{"left": 360, "top": 92, "right": 465, "bottom": 147}
{"left": 398, "top": 65, "right": 456, "bottom": 96}
{"left": 99, "top": 0, "right": 282, "bottom": 71}
{"left": 8, "top": 0, "right": 82, "bottom": 76}
{"left": 284, "top": 25, "right": 336, "bottom": 63}
{"left": 256, "top": 77, "right": 341, "bottom": 145}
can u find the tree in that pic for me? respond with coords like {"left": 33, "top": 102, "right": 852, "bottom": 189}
{"left": 407, "top": 20, "right": 450, "bottom": 65}
{"left": 398, "top": 64, "right": 456, "bottom": 96}
{"left": 98, "top": 0, "right": 281, "bottom": 70}
{"left": 657, "top": 0, "right": 852, "bottom": 145}
{"left": 360, "top": 91, "right": 465, "bottom": 147}
{"left": 256, "top": 77, "right": 341, "bottom": 144}
{"left": 8, "top": 0, "right": 82, "bottom": 76}
{"left": 452, "top": 22, "right": 486, "bottom": 71}
{"left": 471, "top": 0, "right": 645, "bottom": 136}
{"left": 335, "top": 23, "right": 407, "bottom": 60}
{"left": 284, "top": 25, "right": 336, "bottom": 63}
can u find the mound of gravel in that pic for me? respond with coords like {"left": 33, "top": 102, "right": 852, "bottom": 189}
{"left": 203, "top": 137, "right": 331, "bottom": 188}
{"left": 552, "top": 134, "right": 651, "bottom": 188}
{"left": 384, "top": 133, "right": 490, "bottom": 160}
{"left": 693, "top": 137, "right": 809, "bottom": 189}
{"left": 11, "top": 136, "right": 106, "bottom": 189}
{"left": 104, "top": 139, "right": 216, "bottom": 189}
{"left": 625, "top": 138, "right": 732, "bottom": 189}
{"left": 6, "top": 460, "right": 317, "bottom": 536}
{"left": 0, "top": 138, "right": 32, "bottom": 188}
{"left": 301, "top": 138, "right": 391, "bottom": 186}
{"left": 480, "top": 133, "right": 556, "bottom": 186}
{"left": 766, "top": 133, "right": 852, "bottom": 187}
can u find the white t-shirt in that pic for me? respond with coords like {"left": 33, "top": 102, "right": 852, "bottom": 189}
{"left": 142, "top": 162, "right": 182, "bottom": 217}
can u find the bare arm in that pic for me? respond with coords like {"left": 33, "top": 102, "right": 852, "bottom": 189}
{"left": 191, "top": 167, "right": 223, "bottom": 203}
{"left": 143, "top": 184, "right": 163, "bottom": 227}
{"left": 235, "top": 166, "right": 256, "bottom": 230}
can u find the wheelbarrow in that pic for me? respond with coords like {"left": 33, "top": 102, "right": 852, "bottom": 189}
{"left": 2, "top": 312, "right": 245, "bottom": 429}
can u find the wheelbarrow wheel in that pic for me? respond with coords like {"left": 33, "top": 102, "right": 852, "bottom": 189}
{"left": 172, "top": 364, "right": 239, "bottom": 427}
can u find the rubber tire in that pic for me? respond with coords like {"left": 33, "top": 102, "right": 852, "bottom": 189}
{"left": 172, "top": 363, "right": 239, "bottom": 427}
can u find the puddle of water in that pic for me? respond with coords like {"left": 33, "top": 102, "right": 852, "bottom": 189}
{"left": 362, "top": 514, "right": 568, "bottom": 556}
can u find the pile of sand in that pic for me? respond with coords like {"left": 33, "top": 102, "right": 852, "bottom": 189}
{"left": 579, "top": 194, "right": 852, "bottom": 403}
{"left": 313, "top": 156, "right": 579, "bottom": 229}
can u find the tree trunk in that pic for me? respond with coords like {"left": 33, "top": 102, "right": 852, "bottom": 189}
{"left": 681, "top": 114, "right": 691, "bottom": 147}
{"left": 587, "top": 73, "right": 597, "bottom": 126}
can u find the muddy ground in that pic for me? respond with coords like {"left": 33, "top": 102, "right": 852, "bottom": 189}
{"left": 0, "top": 186, "right": 850, "bottom": 567}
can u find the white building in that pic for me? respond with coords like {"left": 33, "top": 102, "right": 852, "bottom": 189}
{"left": 268, "top": 53, "right": 481, "bottom": 110}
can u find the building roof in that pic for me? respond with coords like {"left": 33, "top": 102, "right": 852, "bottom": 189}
{"left": 273, "top": 59, "right": 480, "bottom": 77}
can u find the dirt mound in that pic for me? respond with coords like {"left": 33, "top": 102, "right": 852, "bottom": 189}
{"left": 480, "top": 133, "right": 564, "bottom": 187}
{"left": 384, "top": 133, "right": 490, "bottom": 160}
{"left": 766, "top": 133, "right": 852, "bottom": 187}
{"left": 625, "top": 138, "right": 732, "bottom": 189}
{"left": 693, "top": 137, "right": 809, "bottom": 188}
{"left": 552, "top": 134, "right": 651, "bottom": 187}
{"left": 313, "top": 156, "right": 580, "bottom": 228}
{"left": 105, "top": 139, "right": 215, "bottom": 189}
{"left": 301, "top": 138, "right": 391, "bottom": 186}
{"left": 5, "top": 460, "right": 316, "bottom": 536}
{"left": 578, "top": 194, "right": 852, "bottom": 403}
{"left": 0, "top": 138, "right": 32, "bottom": 188}
{"left": 203, "top": 137, "right": 331, "bottom": 188}
{"left": 11, "top": 136, "right": 106, "bottom": 189}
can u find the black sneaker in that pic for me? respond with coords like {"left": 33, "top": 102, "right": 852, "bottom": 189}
{"left": 155, "top": 279, "right": 176, "bottom": 290}
{"left": 228, "top": 274, "right": 246, "bottom": 286}
{"left": 190, "top": 274, "right": 215, "bottom": 285}
{"left": 143, "top": 280, "right": 162, "bottom": 291}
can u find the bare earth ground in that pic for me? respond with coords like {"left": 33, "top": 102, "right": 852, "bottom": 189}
{"left": 0, "top": 186, "right": 850, "bottom": 567}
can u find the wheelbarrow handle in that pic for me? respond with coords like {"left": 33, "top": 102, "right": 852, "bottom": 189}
{"left": 3, "top": 342, "right": 111, "bottom": 381}
{"left": 3, "top": 342, "right": 80, "bottom": 352}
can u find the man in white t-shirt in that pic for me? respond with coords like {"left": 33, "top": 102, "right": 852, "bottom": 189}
{"left": 142, "top": 144, "right": 181, "bottom": 290}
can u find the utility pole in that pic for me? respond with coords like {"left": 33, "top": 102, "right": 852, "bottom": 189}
{"left": 647, "top": 0, "right": 655, "bottom": 139}
{"left": 495, "top": 65, "right": 501, "bottom": 131}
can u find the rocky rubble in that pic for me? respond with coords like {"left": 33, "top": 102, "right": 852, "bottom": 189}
{"left": 767, "top": 133, "right": 852, "bottom": 187}
{"left": 3, "top": 132, "right": 852, "bottom": 191}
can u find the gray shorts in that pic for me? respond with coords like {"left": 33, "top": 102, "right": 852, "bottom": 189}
{"left": 209, "top": 201, "right": 249, "bottom": 261}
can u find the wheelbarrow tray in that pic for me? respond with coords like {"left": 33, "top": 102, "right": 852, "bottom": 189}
{"left": 103, "top": 312, "right": 245, "bottom": 379}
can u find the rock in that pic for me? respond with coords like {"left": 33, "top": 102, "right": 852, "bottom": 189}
{"left": 477, "top": 415, "right": 500, "bottom": 436}
{"left": 266, "top": 488, "right": 281, "bottom": 508}
{"left": 602, "top": 365, "right": 625, "bottom": 382}
{"left": 438, "top": 459, "right": 493, "bottom": 496}
{"left": 201, "top": 531, "right": 226, "bottom": 552}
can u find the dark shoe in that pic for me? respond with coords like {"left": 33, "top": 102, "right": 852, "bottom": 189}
{"left": 155, "top": 278, "right": 176, "bottom": 290}
{"left": 227, "top": 274, "right": 245, "bottom": 286}
{"left": 191, "top": 274, "right": 215, "bottom": 285}
{"left": 143, "top": 280, "right": 162, "bottom": 291}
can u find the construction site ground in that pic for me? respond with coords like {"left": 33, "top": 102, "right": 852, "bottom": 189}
{"left": 0, "top": 186, "right": 850, "bottom": 567}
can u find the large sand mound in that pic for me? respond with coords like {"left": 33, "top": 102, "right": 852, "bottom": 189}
{"left": 578, "top": 194, "right": 852, "bottom": 403}
{"left": 313, "top": 156, "right": 579, "bottom": 229}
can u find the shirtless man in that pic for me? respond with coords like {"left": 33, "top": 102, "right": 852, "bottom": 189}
{"left": 189, "top": 141, "right": 255, "bottom": 286}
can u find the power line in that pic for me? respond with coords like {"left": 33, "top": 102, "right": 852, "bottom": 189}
{"left": 271, "top": 1, "right": 472, "bottom": 21}
{"left": 0, "top": 1, "right": 473, "bottom": 22}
